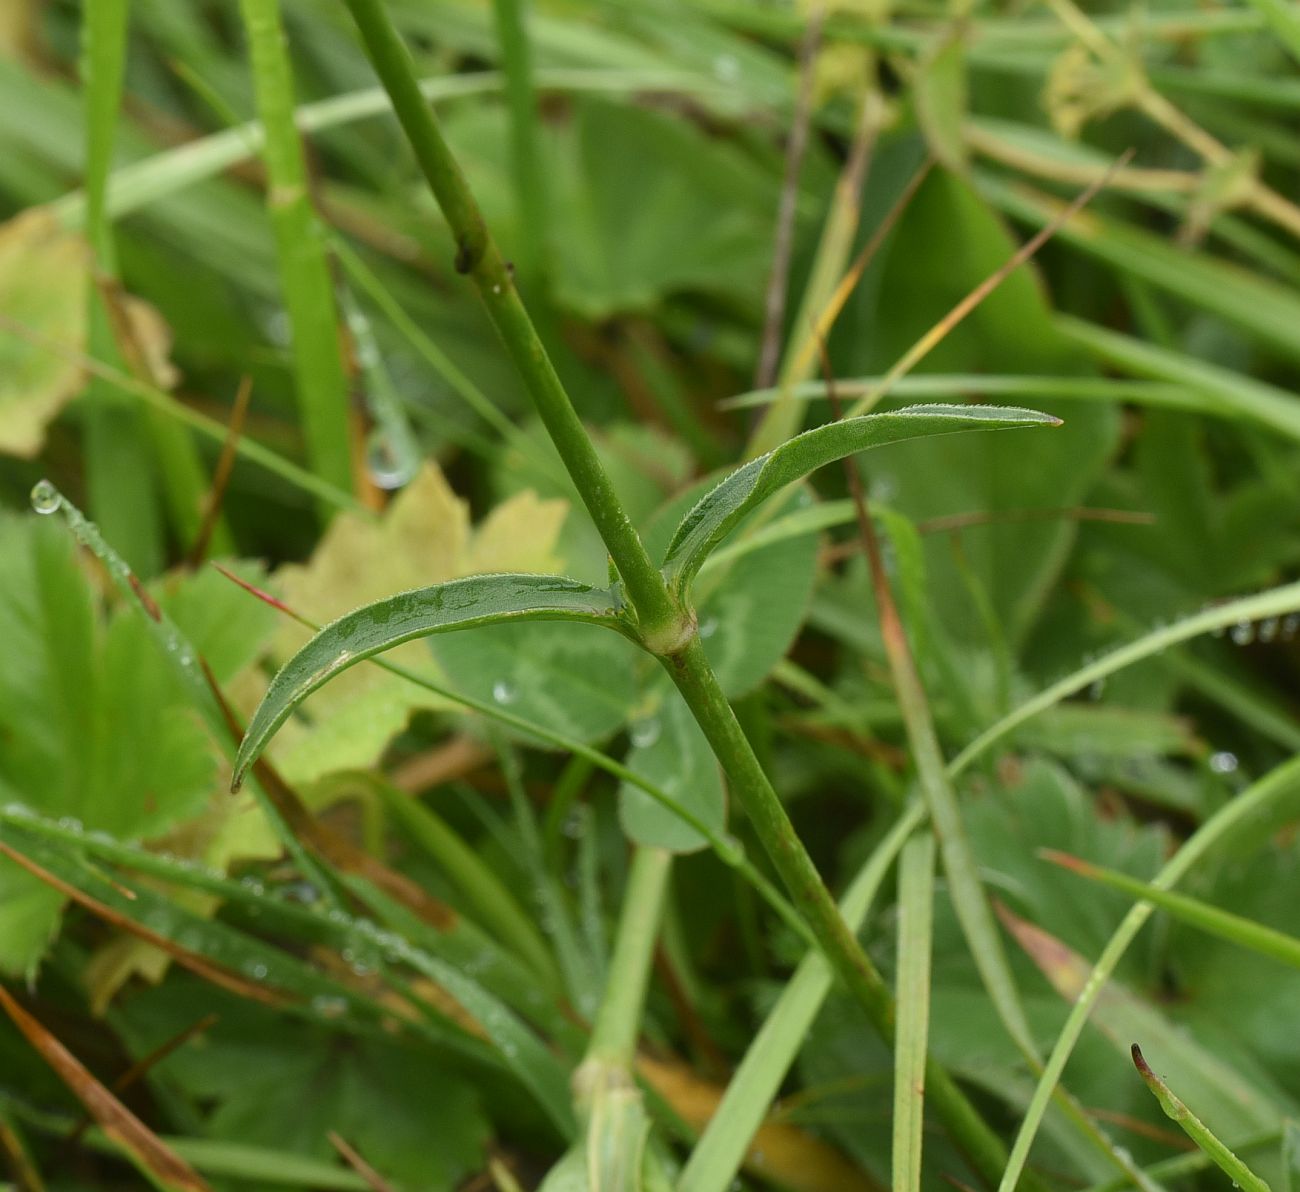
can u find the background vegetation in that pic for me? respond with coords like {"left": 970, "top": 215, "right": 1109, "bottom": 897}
{"left": 2, "top": 0, "right": 1300, "bottom": 1190}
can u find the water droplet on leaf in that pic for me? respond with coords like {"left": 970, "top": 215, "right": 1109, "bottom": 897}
{"left": 30, "top": 480, "right": 60, "bottom": 515}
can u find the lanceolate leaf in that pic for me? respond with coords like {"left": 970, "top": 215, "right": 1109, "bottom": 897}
{"left": 659, "top": 405, "right": 1058, "bottom": 597}
{"left": 233, "top": 574, "right": 633, "bottom": 789}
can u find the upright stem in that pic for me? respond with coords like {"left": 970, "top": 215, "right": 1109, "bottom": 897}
{"left": 663, "top": 639, "right": 1018, "bottom": 1188}
{"left": 583, "top": 848, "right": 672, "bottom": 1071}
{"left": 341, "top": 0, "right": 683, "bottom": 646}
{"left": 336, "top": 3, "right": 1021, "bottom": 1183}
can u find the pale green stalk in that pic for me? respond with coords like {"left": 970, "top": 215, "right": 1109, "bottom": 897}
{"left": 893, "top": 833, "right": 936, "bottom": 1192}
{"left": 82, "top": 0, "right": 161, "bottom": 575}
{"left": 491, "top": 0, "right": 548, "bottom": 274}
{"left": 240, "top": 0, "right": 355, "bottom": 506}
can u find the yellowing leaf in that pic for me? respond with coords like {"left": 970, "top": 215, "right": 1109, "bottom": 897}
{"left": 260, "top": 462, "right": 569, "bottom": 784}
{"left": 0, "top": 208, "right": 182, "bottom": 458}
{"left": 0, "top": 209, "right": 88, "bottom": 457}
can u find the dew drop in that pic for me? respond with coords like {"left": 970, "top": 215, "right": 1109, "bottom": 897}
{"left": 630, "top": 717, "right": 661, "bottom": 748}
{"left": 1210, "top": 751, "right": 1239, "bottom": 774}
{"left": 698, "top": 616, "right": 719, "bottom": 640}
{"left": 1258, "top": 616, "right": 1280, "bottom": 644}
{"left": 30, "top": 480, "right": 61, "bottom": 515}
{"left": 247, "top": 962, "right": 269, "bottom": 981}
{"left": 1230, "top": 620, "right": 1255, "bottom": 646}
{"left": 365, "top": 428, "right": 418, "bottom": 491}
{"left": 311, "top": 994, "right": 347, "bottom": 1019}
{"left": 492, "top": 680, "right": 516, "bottom": 705}
{"left": 1087, "top": 678, "right": 1106, "bottom": 701}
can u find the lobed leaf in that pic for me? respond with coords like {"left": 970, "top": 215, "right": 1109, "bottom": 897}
{"left": 233, "top": 574, "right": 633, "bottom": 789}
{"left": 659, "top": 405, "right": 1058, "bottom": 597}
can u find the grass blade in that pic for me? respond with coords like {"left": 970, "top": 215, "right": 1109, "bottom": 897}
{"left": 995, "top": 753, "right": 1300, "bottom": 1192}
{"left": 950, "top": 579, "right": 1300, "bottom": 777}
{"left": 1044, "top": 851, "right": 1300, "bottom": 971}
{"left": 239, "top": 0, "right": 355, "bottom": 505}
{"left": 1131, "top": 1046, "right": 1272, "bottom": 1192}
{"left": 892, "top": 833, "right": 936, "bottom": 1192}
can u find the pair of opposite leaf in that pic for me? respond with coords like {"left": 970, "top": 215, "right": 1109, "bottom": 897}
{"left": 232, "top": 404, "right": 1058, "bottom": 789}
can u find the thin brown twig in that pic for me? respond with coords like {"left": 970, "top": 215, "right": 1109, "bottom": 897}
{"left": 821, "top": 506, "right": 1156, "bottom": 563}
{"left": 755, "top": 5, "right": 824, "bottom": 390}
{"left": 845, "top": 149, "right": 1135, "bottom": 418}
{"left": 785, "top": 155, "right": 935, "bottom": 385}
{"left": 68, "top": 1013, "right": 220, "bottom": 1145}
{"left": 188, "top": 376, "right": 253, "bottom": 568}
{"left": 328, "top": 1132, "right": 395, "bottom": 1191}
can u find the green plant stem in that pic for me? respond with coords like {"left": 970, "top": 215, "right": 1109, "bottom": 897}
{"left": 663, "top": 638, "right": 1018, "bottom": 1189}
{"left": 584, "top": 848, "right": 672, "bottom": 1069}
{"left": 240, "top": 0, "right": 355, "bottom": 507}
{"left": 336, "top": 5, "right": 1021, "bottom": 1182}
{"left": 491, "top": 0, "right": 548, "bottom": 275}
{"left": 340, "top": 0, "right": 682, "bottom": 646}
{"left": 82, "top": 0, "right": 163, "bottom": 577}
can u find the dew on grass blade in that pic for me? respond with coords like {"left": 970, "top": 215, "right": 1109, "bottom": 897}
{"left": 30, "top": 479, "right": 61, "bottom": 515}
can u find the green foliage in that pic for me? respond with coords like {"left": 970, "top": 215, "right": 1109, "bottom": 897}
{"left": 3, "top": 1, "right": 1300, "bottom": 1190}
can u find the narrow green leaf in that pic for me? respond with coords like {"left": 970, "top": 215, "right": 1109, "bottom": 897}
{"left": 996, "top": 754, "right": 1300, "bottom": 1192}
{"left": 661, "top": 405, "right": 1057, "bottom": 597}
{"left": 1131, "top": 1046, "right": 1272, "bottom": 1192}
{"left": 892, "top": 833, "right": 936, "bottom": 1192}
{"left": 1239, "top": 0, "right": 1300, "bottom": 65}
{"left": 233, "top": 574, "right": 633, "bottom": 789}
{"left": 1045, "top": 851, "right": 1300, "bottom": 971}
{"left": 951, "top": 578, "right": 1300, "bottom": 777}
{"left": 239, "top": 0, "right": 355, "bottom": 504}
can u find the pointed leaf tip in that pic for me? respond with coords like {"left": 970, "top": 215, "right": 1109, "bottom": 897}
{"left": 231, "top": 573, "right": 631, "bottom": 790}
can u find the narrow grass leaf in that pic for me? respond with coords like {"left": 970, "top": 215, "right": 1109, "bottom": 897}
{"left": 662, "top": 405, "right": 1057, "bottom": 598}
{"left": 995, "top": 754, "right": 1300, "bottom": 1192}
{"left": 1131, "top": 1046, "right": 1272, "bottom": 1192}
{"left": 892, "top": 833, "right": 936, "bottom": 1192}
{"left": 239, "top": 0, "right": 355, "bottom": 502}
{"left": 677, "top": 802, "right": 924, "bottom": 1192}
{"left": 1044, "top": 851, "right": 1300, "bottom": 971}
{"left": 950, "top": 579, "right": 1300, "bottom": 777}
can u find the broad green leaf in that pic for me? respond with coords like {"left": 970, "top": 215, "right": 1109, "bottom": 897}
{"left": 619, "top": 688, "right": 725, "bottom": 853}
{"left": 549, "top": 98, "right": 778, "bottom": 318}
{"left": 117, "top": 978, "right": 491, "bottom": 1190}
{"left": 914, "top": 35, "right": 967, "bottom": 171}
{"left": 431, "top": 619, "right": 642, "bottom": 747}
{"left": 233, "top": 573, "right": 634, "bottom": 789}
{"left": 0, "top": 515, "right": 215, "bottom": 977}
{"left": 660, "top": 405, "right": 1056, "bottom": 598}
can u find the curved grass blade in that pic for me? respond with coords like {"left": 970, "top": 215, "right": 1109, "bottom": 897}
{"left": 1044, "top": 851, "right": 1300, "bottom": 971}
{"left": 996, "top": 753, "right": 1300, "bottom": 1192}
{"left": 951, "top": 578, "right": 1300, "bottom": 777}
{"left": 1131, "top": 1046, "right": 1271, "bottom": 1192}
{"left": 231, "top": 574, "right": 634, "bottom": 790}
{"left": 660, "top": 405, "right": 1057, "bottom": 598}
{"left": 0, "top": 986, "right": 211, "bottom": 1191}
